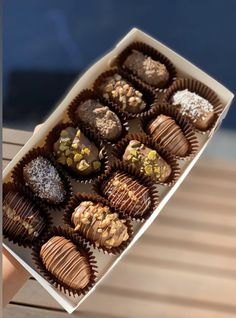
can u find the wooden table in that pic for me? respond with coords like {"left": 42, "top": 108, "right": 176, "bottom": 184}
{"left": 3, "top": 128, "right": 236, "bottom": 318}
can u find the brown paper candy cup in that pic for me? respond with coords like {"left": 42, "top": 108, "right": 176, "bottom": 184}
{"left": 63, "top": 192, "right": 133, "bottom": 255}
{"left": 141, "top": 102, "right": 199, "bottom": 160}
{"left": 31, "top": 226, "right": 97, "bottom": 297}
{"left": 115, "top": 41, "right": 177, "bottom": 92}
{"left": 92, "top": 160, "right": 159, "bottom": 222}
{"left": 67, "top": 88, "right": 130, "bottom": 145}
{"left": 161, "top": 78, "right": 223, "bottom": 134}
{"left": 93, "top": 68, "right": 156, "bottom": 119}
{"left": 12, "top": 147, "right": 73, "bottom": 210}
{"left": 44, "top": 122, "right": 109, "bottom": 183}
{"left": 3, "top": 182, "right": 52, "bottom": 248}
{"left": 112, "top": 132, "right": 180, "bottom": 186}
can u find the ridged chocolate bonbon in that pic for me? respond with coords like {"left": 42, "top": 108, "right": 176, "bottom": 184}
{"left": 40, "top": 236, "right": 91, "bottom": 289}
{"left": 147, "top": 114, "right": 189, "bottom": 157}
{"left": 102, "top": 171, "right": 151, "bottom": 218}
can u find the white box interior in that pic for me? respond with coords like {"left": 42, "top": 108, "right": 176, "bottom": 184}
{"left": 3, "top": 28, "right": 234, "bottom": 313}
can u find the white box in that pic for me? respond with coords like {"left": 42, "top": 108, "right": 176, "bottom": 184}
{"left": 3, "top": 28, "right": 234, "bottom": 313}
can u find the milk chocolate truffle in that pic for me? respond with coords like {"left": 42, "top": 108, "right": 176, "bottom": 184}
{"left": 3, "top": 190, "right": 45, "bottom": 242}
{"left": 53, "top": 127, "right": 101, "bottom": 176}
{"left": 102, "top": 172, "right": 151, "bottom": 218}
{"left": 71, "top": 201, "right": 129, "bottom": 249}
{"left": 98, "top": 73, "right": 146, "bottom": 113}
{"left": 171, "top": 89, "right": 215, "bottom": 131}
{"left": 23, "top": 156, "right": 66, "bottom": 204}
{"left": 123, "top": 140, "right": 172, "bottom": 182}
{"left": 124, "top": 50, "right": 169, "bottom": 87}
{"left": 147, "top": 114, "right": 189, "bottom": 157}
{"left": 75, "top": 99, "right": 122, "bottom": 141}
{"left": 40, "top": 236, "right": 91, "bottom": 289}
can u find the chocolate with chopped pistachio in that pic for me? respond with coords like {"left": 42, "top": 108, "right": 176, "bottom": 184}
{"left": 102, "top": 172, "right": 151, "bottom": 218}
{"left": 123, "top": 140, "right": 171, "bottom": 182}
{"left": 53, "top": 127, "right": 101, "bottom": 176}
{"left": 97, "top": 73, "right": 146, "bottom": 114}
{"left": 71, "top": 201, "right": 129, "bottom": 249}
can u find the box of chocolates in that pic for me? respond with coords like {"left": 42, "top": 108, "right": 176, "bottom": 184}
{"left": 3, "top": 28, "right": 234, "bottom": 313}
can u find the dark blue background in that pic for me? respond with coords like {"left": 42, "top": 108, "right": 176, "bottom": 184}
{"left": 3, "top": 0, "right": 236, "bottom": 130}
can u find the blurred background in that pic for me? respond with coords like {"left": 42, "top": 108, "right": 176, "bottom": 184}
{"left": 3, "top": 0, "right": 236, "bottom": 132}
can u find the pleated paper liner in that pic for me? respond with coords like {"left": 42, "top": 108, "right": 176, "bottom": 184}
{"left": 12, "top": 147, "right": 73, "bottom": 210}
{"left": 141, "top": 102, "right": 199, "bottom": 161}
{"left": 44, "top": 122, "right": 109, "bottom": 184}
{"left": 112, "top": 132, "right": 180, "bottom": 186}
{"left": 3, "top": 182, "right": 52, "bottom": 248}
{"left": 67, "top": 89, "right": 130, "bottom": 145}
{"left": 93, "top": 67, "right": 156, "bottom": 119}
{"left": 63, "top": 192, "right": 133, "bottom": 255}
{"left": 92, "top": 160, "right": 159, "bottom": 222}
{"left": 31, "top": 226, "right": 97, "bottom": 297}
{"left": 161, "top": 78, "right": 223, "bottom": 134}
{"left": 115, "top": 41, "right": 177, "bottom": 92}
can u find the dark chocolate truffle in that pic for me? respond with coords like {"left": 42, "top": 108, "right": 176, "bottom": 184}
{"left": 171, "top": 89, "right": 215, "bottom": 131}
{"left": 147, "top": 114, "right": 189, "bottom": 157}
{"left": 102, "top": 172, "right": 151, "bottom": 218}
{"left": 71, "top": 201, "right": 129, "bottom": 249}
{"left": 123, "top": 140, "right": 172, "bottom": 182}
{"left": 3, "top": 190, "right": 45, "bottom": 242}
{"left": 124, "top": 50, "right": 169, "bottom": 87}
{"left": 98, "top": 73, "right": 146, "bottom": 113}
{"left": 76, "top": 99, "right": 122, "bottom": 141}
{"left": 40, "top": 236, "right": 91, "bottom": 289}
{"left": 53, "top": 127, "right": 101, "bottom": 176}
{"left": 23, "top": 156, "right": 66, "bottom": 204}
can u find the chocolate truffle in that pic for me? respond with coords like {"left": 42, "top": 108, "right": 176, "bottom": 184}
{"left": 171, "top": 89, "right": 215, "bottom": 131}
{"left": 76, "top": 99, "right": 122, "bottom": 141}
{"left": 102, "top": 172, "right": 151, "bottom": 218}
{"left": 147, "top": 114, "right": 189, "bottom": 157}
{"left": 123, "top": 140, "right": 172, "bottom": 182}
{"left": 23, "top": 156, "right": 66, "bottom": 204}
{"left": 40, "top": 236, "right": 91, "bottom": 289}
{"left": 124, "top": 50, "right": 169, "bottom": 87}
{"left": 53, "top": 127, "right": 101, "bottom": 176}
{"left": 98, "top": 73, "right": 146, "bottom": 113}
{"left": 3, "top": 190, "right": 45, "bottom": 242}
{"left": 71, "top": 201, "right": 129, "bottom": 249}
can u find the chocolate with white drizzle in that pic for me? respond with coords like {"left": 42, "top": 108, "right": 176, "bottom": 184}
{"left": 147, "top": 114, "right": 189, "bottom": 157}
{"left": 171, "top": 89, "right": 215, "bottom": 131}
{"left": 71, "top": 201, "right": 129, "bottom": 249}
{"left": 3, "top": 190, "right": 45, "bottom": 242}
{"left": 102, "top": 171, "right": 151, "bottom": 218}
{"left": 97, "top": 73, "right": 146, "bottom": 114}
{"left": 40, "top": 236, "right": 91, "bottom": 289}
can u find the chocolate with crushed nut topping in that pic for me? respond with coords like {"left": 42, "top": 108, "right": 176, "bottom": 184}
{"left": 123, "top": 140, "right": 171, "bottom": 182}
{"left": 75, "top": 99, "right": 122, "bottom": 141}
{"left": 3, "top": 190, "right": 45, "bottom": 243}
{"left": 71, "top": 201, "right": 129, "bottom": 249}
{"left": 124, "top": 50, "right": 169, "bottom": 87}
{"left": 53, "top": 127, "right": 101, "bottom": 176}
{"left": 97, "top": 73, "right": 146, "bottom": 114}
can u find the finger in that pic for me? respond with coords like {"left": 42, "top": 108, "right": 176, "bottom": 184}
{"left": 33, "top": 124, "right": 44, "bottom": 134}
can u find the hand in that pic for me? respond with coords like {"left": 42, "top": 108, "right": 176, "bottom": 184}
{"left": 3, "top": 124, "right": 44, "bottom": 308}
